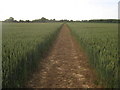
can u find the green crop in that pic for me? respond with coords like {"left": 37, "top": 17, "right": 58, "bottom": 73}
{"left": 2, "top": 23, "right": 62, "bottom": 88}
{"left": 68, "top": 23, "right": 119, "bottom": 88}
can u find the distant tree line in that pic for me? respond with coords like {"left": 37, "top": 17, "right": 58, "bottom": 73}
{"left": 83, "top": 19, "right": 120, "bottom": 23}
{"left": 3, "top": 17, "right": 120, "bottom": 23}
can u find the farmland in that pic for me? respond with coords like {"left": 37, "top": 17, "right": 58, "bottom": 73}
{"left": 2, "top": 23, "right": 62, "bottom": 87}
{"left": 2, "top": 22, "right": 119, "bottom": 88}
{"left": 68, "top": 23, "right": 118, "bottom": 88}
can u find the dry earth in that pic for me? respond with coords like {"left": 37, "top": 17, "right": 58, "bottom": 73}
{"left": 25, "top": 24, "right": 100, "bottom": 88}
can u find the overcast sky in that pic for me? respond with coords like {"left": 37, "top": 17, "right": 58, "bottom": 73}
{"left": 0, "top": 0, "right": 119, "bottom": 21}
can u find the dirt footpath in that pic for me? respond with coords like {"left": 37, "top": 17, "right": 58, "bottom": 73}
{"left": 26, "top": 24, "right": 99, "bottom": 88}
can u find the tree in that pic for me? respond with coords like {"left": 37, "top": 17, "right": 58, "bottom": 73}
{"left": 40, "top": 17, "right": 48, "bottom": 22}
{"left": 25, "top": 20, "right": 30, "bottom": 23}
{"left": 19, "top": 20, "right": 24, "bottom": 23}
{"left": 5, "top": 17, "right": 14, "bottom": 22}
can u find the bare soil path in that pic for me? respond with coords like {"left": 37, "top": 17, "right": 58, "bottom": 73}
{"left": 26, "top": 24, "right": 99, "bottom": 88}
